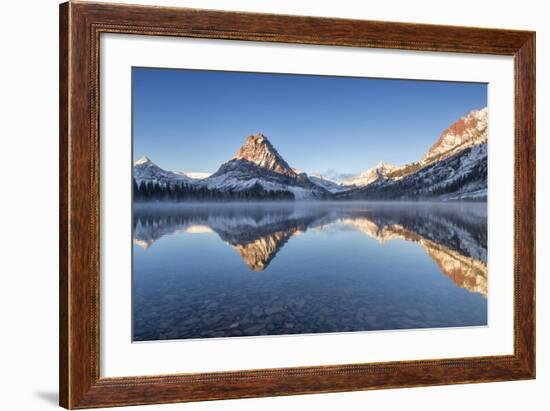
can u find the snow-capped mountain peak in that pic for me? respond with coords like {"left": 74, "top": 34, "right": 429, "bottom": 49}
{"left": 308, "top": 175, "right": 352, "bottom": 194}
{"left": 133, "top": 107, "right": 488, "bottom": 202}
{"left": 342, "top": 161, "right": 397, "bottom": 187}
{"left": 133, "top": 156, "right": 195, "bottom": 185}
{"left": 134, "top": 155, "right": 153, "bottom": 166}
{"left": 340, "top": 107, "right": 488, "bottom": 189}
{"left": 203, "top": 133, "right": 329, "bottom": 199}
{"left": 233, "top": 133, "right": 298, "bottom": 178}
{"left": 421, "top": 107, "right": 488, "bottom": 165}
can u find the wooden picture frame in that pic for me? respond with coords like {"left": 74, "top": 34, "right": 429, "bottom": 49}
{"left": 59, "top": 1, "right": 535, "bottom": 408}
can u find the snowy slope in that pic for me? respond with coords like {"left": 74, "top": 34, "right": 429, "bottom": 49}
{"left": 342, "top": 162, "right": 403, "bottom": 187}
{"left": 312, "top": 169, "right": 356, "bottom": 184}
{"left": 180, "top": 171, "right": 212, "bottom": 180}
{"left": 421, "top": 107, "right": 488, "bottom": 166}
{"left": 337, "top": 143, "right": 487, "bottom": 201}
{"left": 133, "top": 156, "right": 197, "bottom": 185}
{"left": 204, "top": 134, "right": 330, "bottom": 199}
{"left": 341, "top": 107, "right": 488, "bottom": 189}
{"left": 205, "top": 159, "right": 328, "bottom": 199}
{"left": 308, "top": 175, "right": 353, "bottom": 194}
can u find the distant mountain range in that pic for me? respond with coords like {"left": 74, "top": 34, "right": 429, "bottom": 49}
{"left": 134, "top": 107, "right": 488, "bottom": 201}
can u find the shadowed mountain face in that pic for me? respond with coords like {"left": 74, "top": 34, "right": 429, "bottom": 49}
{"left": 133, "top": 202, "right": 487, "bottom": 295}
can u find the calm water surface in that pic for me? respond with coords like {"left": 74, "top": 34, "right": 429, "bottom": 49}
{"left": 132, "top": 202, "right": 487, "bottom": 341}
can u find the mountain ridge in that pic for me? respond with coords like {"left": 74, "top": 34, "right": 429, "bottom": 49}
{"left": 133, "top": 107, "right": 488, "bottom": 201}
{"left": 133, "top": 156, "right": 196, "bottom": 185}
{"left": 422, "top": 107, "right": 488, "bottom": 165}
{"left": 342, "top": 161, "right": 401, "bottom": 187}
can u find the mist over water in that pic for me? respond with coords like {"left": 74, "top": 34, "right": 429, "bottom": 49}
{"left": 132, "top": 201, "right": 487, "bottom": 341}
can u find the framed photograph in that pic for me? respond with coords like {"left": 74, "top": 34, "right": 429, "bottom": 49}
{"left": 59, "top": 2, "right": 535, "bottom": 409}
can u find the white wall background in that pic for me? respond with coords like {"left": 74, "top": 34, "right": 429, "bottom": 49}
{"left": 0, "top": 1, "right": 546, "bottom": 410}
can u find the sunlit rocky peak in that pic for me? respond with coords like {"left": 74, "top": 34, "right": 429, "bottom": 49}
{"left": 233, "top": 133, "right": 298, "bottom": 178}
{"left": 421, "top": 107, "right": 488, "bottom": 165}
{"left": 232, "top": 229, "right": 298, "bottom": 271}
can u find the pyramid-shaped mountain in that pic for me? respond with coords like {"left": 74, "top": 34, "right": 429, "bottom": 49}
{"left": 234, "top": 133, "right": 298, "bottom": 178}
{"left": 205, "top": 133, "right": 328, "bottom": 199}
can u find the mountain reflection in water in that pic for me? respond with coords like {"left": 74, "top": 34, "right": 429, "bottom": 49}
{"left": 134, "top": 202, "right": 487, "bottom": 295}
{"left": 133, "top": 202, "right": 488, "bottom": 341}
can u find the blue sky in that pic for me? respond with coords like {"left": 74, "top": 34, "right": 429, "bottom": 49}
{"left": 133, "top": 67, "right": 487, "bottom": 175}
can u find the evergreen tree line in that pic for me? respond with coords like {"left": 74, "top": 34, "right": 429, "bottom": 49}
{"left": 133, "top": 179, "right": 295, "bottom": 202}
{"left": 429, "top": 161, "right": 486, "bottom": 196}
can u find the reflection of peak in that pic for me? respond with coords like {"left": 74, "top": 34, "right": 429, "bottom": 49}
{"left": 232, "top": 228, "right": 297, "bottom": 271}
{"left": 343, "top": 219, "right": 422, "bottom": 245}
{"left": 341, "top": 217, "right": 398, "bottom": 244}
{"left": 422, "top": 240, "right": 487, "bottom": 296}
{"left": 133, "top": 204, "right": 323, "bottom": 271}
{"left": 343, "top": 217, "right": 487, "bottom": 296}
{"left": 213, "top": 213, "right": 313, "bottom": 271}
{"left": 184, "top": 225, "right": 213, "bottom": 234}
{"left": 133, "top": 238, "right": 152, "bottom": 249}
{"left": 381, "top": 223, "right": 487, "bottom": 296}
{"left": 132, "top": 204, "right": 487, "bottom": 293}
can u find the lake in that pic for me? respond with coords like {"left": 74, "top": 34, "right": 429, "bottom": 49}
{"left": 132, "top": 201, "right": 487, "bottom": 341}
